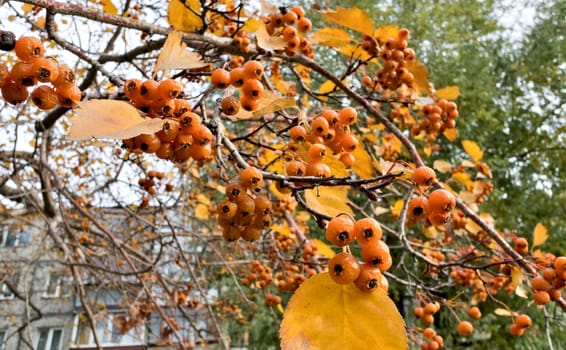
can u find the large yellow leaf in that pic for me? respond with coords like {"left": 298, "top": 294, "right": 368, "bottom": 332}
{"left": 351, "top": 139, "right": 375, "bottom": 179}
{"left": 230, "top": 90, "right": 297, "bottom": 120}
{"left": 461, "top": 140, "right": 483, "bottom": 162}
{"left": 68, "top": 100, "right": 164, "bottom": 140}
{"left": 321, "top": 7, "right": 375, "bottom": 35}
{"left": 155, "top": 31, "right": 209, "bottom": 73}
{"left": 257, "top": 22, "right": 287, "bottom": 51}
{"left": 405, "top": 60, "right": 431, "bottom": 95}
{"left": 317, "top": 79, "right": 338, "bottom": 102}
{"left": 374, "top": 25, "right": 399, "bottom": 42}
{"left": 305, "top": 186, "right": 353, "bottom": 217}
{"left": 532, "top": 223, "right": 548, "bottom": 248}
{"left": 167, "top": 0, "right": 203, "bottom": 32}
{"left": 436, "top": 85, "right": 460, "bottom": 100}
{"left": 280, "top": 273, "right": 407, "bottom": 350}
{"left": 310, "top": 28, "right": 352, "bottom": 47}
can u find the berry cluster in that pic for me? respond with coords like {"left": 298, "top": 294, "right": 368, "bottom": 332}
{"left": 325, "top": 216, "right": 390, "bottom": 293}
{"left": 284, "top": 107, "right": 360, "bottom": 181}
{"left": 531, "top": 256, "right": 566, "bottom": 305}
{"left": 211, "top": 60, "right": 265, "bottom": 112}
{"left": 407, "top": 166, "right": 456, "bottom": 227}
{"left": 217, "top": 167, "right": 273, "bottom": 242}
{"left": 263, "top": 6, "right": 313, "bottom": 58}
{"left": 414, "top": 302, "right": 441, "bottom": 326}
{"left": 411, "top": 99, "right": 459, "bottom": 141}
{"left": 0, "top": 32, "right": 81, "bottom": 108}
{"left": 420, "top": 327, "right": 444, "bottom": 350}
{"left": 242, "top": 260, "right": 273, "bottom": 289}
{"left": 361, "top": 28, "right": 416, "bottom": 91}
{"left": 121, "top": 78, "right": 213, "bottom": 163}
{"left": 508, "top": 314, "right": 531, "bottom": 336}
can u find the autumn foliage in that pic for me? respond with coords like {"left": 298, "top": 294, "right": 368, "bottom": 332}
{"left": 0, "top": 1, "right": 564, "bottom": 349}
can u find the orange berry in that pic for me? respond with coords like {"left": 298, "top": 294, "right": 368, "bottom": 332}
{"left": 31, "top": 85, "right": 58, "bottom": 110}
{"left": 30, "top": 57, "right": 59, "bottom": 83}
{"left": 286, "top": 160, "right": 306, "bottom": 177}
{"left": 192, "top": 125, "right": 213, "bottom": 145}
{"left": 289, "top": 125, "right": 308, "bottom": 142}
{"left": 210, "top": 68, "right": 231, "bottom": 88}
{"left": 353, "top": 263, "right": 383, "bottom": 293}
{"left": 254, "top": 195, "right": 272, "bottom": 215}
{"left": 173, "top": 98, "right": 191, "bottom": 116}
{"left": 361, "top": 240, "right": 391, "bottom": 271}
{"left": 457, "top": 321, "right": 473, "bottom": 336}
{"left": 242, "top": 60, "right": 264, "bottom": 80}
{"left": 297, "top": 17, "right": 312, "bottom": 32}
{"left": 140, "top": 79, "right": 159, "bottom": 101}
{"left": 220, "top": 96, "right": 239, "bottom": 115}
{"left": 240, "top": 167, "right": 263, "bottom": 190}
{"left": 239, "top": 95, "right": 259, "bottom": 112}
{"left": 1, "top": 79, "right": 29, "bottom": 104}
{"left": 408, "top": 195, "right": 429, "bottom": 221}
{"left": 339, "top": 134, "right": 359, "bottom": 153}
{"left": 188, "top": 143, "right": 212, "bottom": 161}
{"left": 515, "top": 314, "right": 531, "bottom": 329}
{"left": 554, "top": 256, "right": 566, "bottom": 272}
{"left": 311, "top": 116, "right": 330, "bottom": 137}
{"left": 514, "top": 237, "right": 529, "bottom": 255}
{"left": 421, "top": 314, "right": 434, "bottom": 325}
{"left": 225, "top": 182, "right": 246, "bottom": 202}
{"left": 468, "top": 306, "right": 482, "bottom": 320}
{"left": 290, "top": 6, "right": 305, "bottom": 20}
{"left": 542, "top": 268, "right": 556, "bottom": 282}
{"left": 124, "top": 79, "right": 142, "bottom": 100}
{"left": 325, "top": 215, "right": 355, "bottom": 246}
{"left": 328, "top": 252, "right": 361, "bottom": 284}
{"left": 9, "top": 61, "right": 37, "bottom": 87}
{"left": 509, "top": 323, "right": 524, "bottom": 336}
{"left": 56, "top": 85, "right": 81, "bottom": 108}
{"left": 135, "top": 133, "right": 161, "bottom": 153}
{"left": 353, "top": 217, "right": 383, "bottom": 245}
{"left": 340, "top": 152, "right": 355, "bottom": 168}
{"left": 14, "top": 36, "right": 44, "bottom": 61}
{"left": 398, "top": 28, "right": 410, "bottom": 40}
{"left": 423, "top": 327, "right": 436, "bottom": 339}
{"left": 413, "top": 166, "right": 436, "bottom": 186}
{"left": 53, "top": 64, "right": 76, "bottom": 88}
{"left": 424, "top": 302, "right": 440, "bottom": 315}
{"left": 241, "top": 78, "right": 264, "bottom": 99}
{"left": 229, "top": 67, "right": 245, "bottom": 88}
{"left": 305, "top": 162, "right": 331, "bottom": 177}
{"left": 432, "top": 335, "right": 443, "bottom": 348}
{"left": 414, "top": 307, "right": 424, "bottom": 319}
{"left": 428, "top": 189, "right": 456, "bottom": 213}
{"left": 533, "top": 291, "right": 551, "bottom": 305}
{"left": 338, "top": 106, "right": 357, "bottom": 125}
{"left": 427, "top": 211, "right": 451, "bottom": 226}
{"left": 531, "top": 276, "right": 551, "bottom": 292}
{"left": 322, "top": 109, "right": 339, "bottom": 127}
{"left": 217, "top": 199, "right": 238, "bottom": 220}
{"left": 308, "top": 143, "right": 326, "bottom": 163}
{"left": 157, "top": 78, "right": 182, "bottom": 99}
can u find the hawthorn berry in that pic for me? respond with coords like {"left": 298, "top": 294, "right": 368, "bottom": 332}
{"left": 328, "top": 252, "right": 361, "bottom": 284}
{"left": 457, "top": 321, "right": 473, "bottom": 336}
{"left": 412, "top": 166, "right": 436, "bottom": 186}
{"left": 325, "top": 215, "right": 355, "bottom": 246}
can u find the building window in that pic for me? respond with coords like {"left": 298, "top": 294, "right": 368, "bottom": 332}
{"left": 36, "top": 328, "right": 62, "bottom": 350}
{"left": 74, "top": 313, "right": 144, "bottom": 346}
{"left": 0, "top": 274, "right": 19, "bottom": 300}
{"left": 0, "top": 227, "right": 31, "bottom": 247}
{"left": 0, "top": 330, "right": 6, "bottom": 350}
{"left": 43, "top": 274, "right": 71, "bottom": 298}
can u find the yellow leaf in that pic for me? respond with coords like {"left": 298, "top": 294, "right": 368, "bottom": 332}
{"left": 257, "top": 22, "right": 287, "bottom": 51}
{"left": 433, "top": 159, "right": 453, "bottom": 173}
{"left": 241, "top": 19, "right": 260, "bottom": 33}
{"left": 339, "top": 44, "right": 376, "bottom": 62}
{"left": 351, "top": 139, "right": 375, "bottom": 179}
{"left": 167, "top": 0, "right": 203, "bottom": 32}
{"left": 321, "top": 7, "right": 375, "bottom": 35}
{"left": 277, "top": 303, "right": 284, "bottom": 314}
{"left": 494, "top": 308, "right": 514, "bottom": 317}
{"left": 310, "top": 239, "right": 335, "bottom": 259}
{"left": 280, "top": 273, "right": 407, "bottom": 350}
{"left": 509, "top": 266, "right": 523, "bottom": 292}
{"left": 443, "top": 128, "right": 458, "bottom": 142}
{"left": 378, "top": 158, "right": 413, "bottom": 179}
{"left": 195, "top": 204, "right": 209, "bottom": 220}
{"left": 100, "top": 0, "right": 117, "bottom": 15}
{"left": 305, "top": 186, "right": 353, "bottom": 217}
{"left": 317, "top": 79, "right": 338, "bottom": 102}
{"left": 230, "top": 90, "right": 297, "bottom": 120}
{"left": 391, "top": 199, "right": 404, "bottom": 219}
{"left": 272, "top": 224, "right": 292, "bottom": 236}
{"left": 68, "top": 100, "right": 164, "bottom": 140}
{"left": 405, "top": 60, "right": 431, "bottom": 95}
{"left": 532, "top": 223, "right": 548, "bottom": 248}
{"left": 423, "top": 225, "right": 439, "bottom": 239}
{"left": 374, "top": 25, "right": 399, "bottom": 42}
{"left": 310, "top": 28, "right": 352, "bottom": 47}
{"left": 154, "top": 31, "right": 209, "bottom": 73}
{"left": 461, "top": 140, "right": 484, "bottom": 162}
{"left": 436, "top": 85, "right": 460, "bottom": 100}
{"left": 452, "top": 171, "right": 472, "bottom": 189}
